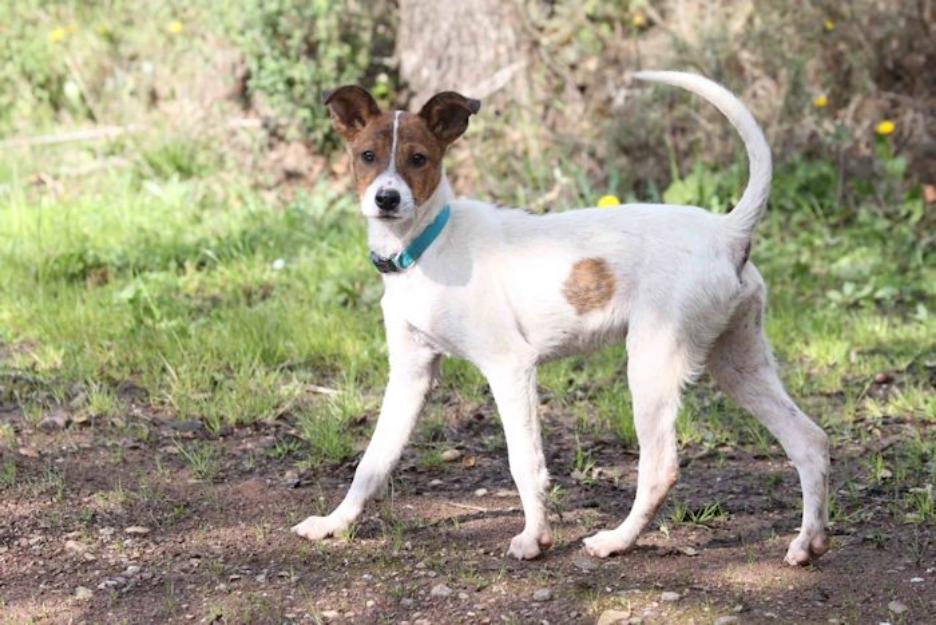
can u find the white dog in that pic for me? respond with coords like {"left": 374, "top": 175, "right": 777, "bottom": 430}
{"left": 292, "top": 71, "right": 830, "bottom": 566}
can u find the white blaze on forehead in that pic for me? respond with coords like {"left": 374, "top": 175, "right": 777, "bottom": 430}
{"left": 361, "top": 110, "right": 414, "bottom": 220}
{"left": 388, "top": 111, "right": 402, "bottom": 173}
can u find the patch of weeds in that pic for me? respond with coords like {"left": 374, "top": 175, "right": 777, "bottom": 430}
{"left": 177, "top": 441, "right": 222, "bottom": 481}
{"left": 764, "top": 471, "right": 784, "bottom": 495}
{"left": 419, "top": 448, "right": 444, "bottom": 470}
{"left": 268, "top": 437, "right": 302, "bottom": 460}
{"left": 0, "top": 422, "right": 15, "bottom": 448}
{"left": 572, "top": 437, "right": 597, "bottom": 485}
{"left": 668, "top": 501, "right": 729, "bottom": 528}
{"left": 297, "top": 387, "right": 369, "bottom": 464}
{"left": 109, "top": 444, "right": 126, "bottom": 464}
{"left": 35, "top": 465, "right": 66, "bottom": 500}
{"left": 86, "top": 384, "right": 123, "bottom": 420}
{"left": 93, "top": 482, "right": 130, "bottom": 513}
{"left": 0, "top": 460, "right": 16, "bottom": 488}
{"left": 296, "top": 410, "right": 353, "bottom": 465}
{"left": 902, "top": 486, "right": 934, "bottom": 524}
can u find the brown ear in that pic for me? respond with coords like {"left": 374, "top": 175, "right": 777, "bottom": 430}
{"left": 418, "top": 91, "right": 481, "bottom": 147}
{"left": 323, "top": 86, "right": 381, "bottom": 141}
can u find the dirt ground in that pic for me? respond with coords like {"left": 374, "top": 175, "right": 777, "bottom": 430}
{"left": 1, "top": 396, "right": 933, "bottom": 625}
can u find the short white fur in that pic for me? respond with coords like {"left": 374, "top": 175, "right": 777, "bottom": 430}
{"left": 294, "top": 71, "right": 831, "bottom": 566}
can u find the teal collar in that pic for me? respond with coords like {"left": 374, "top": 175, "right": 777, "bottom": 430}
{"left": 369, "top": 204, "right": 451, "bottom": 273}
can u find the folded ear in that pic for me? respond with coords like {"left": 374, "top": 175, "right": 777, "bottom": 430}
{"left": 323, "top": 86, "right": 381, "bottom": 141}
{"left": 418, "top": 92, "right": 481, "bottom": 147}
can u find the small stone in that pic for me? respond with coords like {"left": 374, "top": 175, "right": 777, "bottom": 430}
{"left": 440, "top": 449, "right": 462, "bottom": 462}
{"left": 714, "top": 617, "right": 739, "bottom": 625}
{"left": 18, "top": 446, "right": 39, "bottom": 458}
{"left": 874, "top": 372, "right": 893, "bottom": 384}
{"left": 64, "top": 539, "right": 86, "bottom": 554}
{"left": 533, "top": 588, "right": 552, "bottom": 602}
{"left": 572, "top": 555, "right": 598, "bottom": 572}
{"left": 457, "top": 592, "right": 468, "bottom": 600}
{"left": 596, "top": 609, "right": 631, "bottom": 625}
{"left": 660, "top": 591, "right": 680, "bottom": 602}
{"left": 400, "top": 597, "right": 414, "bottom": 608}
{"left": 430, "top": 583, "right": 453, "bottom": 598}
{"left": 366, "top": 599, "right": 375, "bottom": 608}
{"left": 910, "top": 577, "right": 924, "bottom": 583}
{"left": 74, "top": 586, "right": 93, "bottom": 601}
{"left": 125, "top": 565, "right": 141, "bottom": 576}
{"left": 124, "top": 526, "right": 150, "bottom": 536}
{"left": 38, "top": 409, "right": 70, "bottom": 431}
{"left": 678, "top": 546, "right": 699, "bottom": 556}
{"left": 473, "top": 488, "right": 488, "bottom": 497}
{"left": 429, "top": 479, "right": 443, "bottom": 487}
{"left": 462, "top": 455, "right": 477, "bottom": 469}
{"left": 283, "top": 470, "right": 301, "bottom": 488}
{"left": 320, "top": 610, "right": 340, "bottom": 621}
{"left": 361, "top": 573, "right": 374, "bottom": 582}
{"left": 888, "top": 600, "right": 907, "bottom": 614}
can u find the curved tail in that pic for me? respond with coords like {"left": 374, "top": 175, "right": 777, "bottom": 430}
{"left": 634, "top": 70, "right": 772, "bottom": 243}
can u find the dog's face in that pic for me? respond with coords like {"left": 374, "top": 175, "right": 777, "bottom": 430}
{"left": 325, "top": 87, "right": 480, "bottom": 222}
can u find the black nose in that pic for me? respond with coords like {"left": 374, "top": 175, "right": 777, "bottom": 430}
{"left": 375, "top": 189, "right": 401, "bottom": 212}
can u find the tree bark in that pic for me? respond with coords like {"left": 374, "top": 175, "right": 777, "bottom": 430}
{"left": 396, "top": 0, "right": 531, "bottom": 107}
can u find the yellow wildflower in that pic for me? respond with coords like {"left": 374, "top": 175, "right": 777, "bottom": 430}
{"left": 48, "top": 27, "right": 67, "bottom": 43}
{"left": 597, "top": 194, "right": 621, "bottom": 208}
{"left": 813, "top": 95, "right": 828, "bottom": 109}
{"left": 167, "top": 20, "right": 184, "bottom": 34}
{"left": 823, "top": 19, "right": 834, "bottom": 32}
{"left": 631, "top": 13, "right": 646, "bottom": 28}
{"left": 875, "top": 120, "right": 895, "bottom": 136}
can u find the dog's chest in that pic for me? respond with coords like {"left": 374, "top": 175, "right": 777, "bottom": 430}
{"left": 382, "top": 278, "right": 470, "bottom": 358}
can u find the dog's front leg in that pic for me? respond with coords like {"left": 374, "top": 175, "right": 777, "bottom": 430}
{"left": 292, "top": 322, "right": 436, "bottom": 542}
{"left": 484, "top": 362, "right": 553, "bottom": 560}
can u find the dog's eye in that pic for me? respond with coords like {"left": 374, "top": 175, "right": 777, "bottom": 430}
{"left": 361, "top": 150, "right": 376, "bottom": 163}
{"left": 410, "top": 153, "right": 427, "bottom": 167}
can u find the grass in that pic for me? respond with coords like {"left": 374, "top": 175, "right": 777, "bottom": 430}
{"left": 1, "top": 132, "right": 934, "bottom": 480}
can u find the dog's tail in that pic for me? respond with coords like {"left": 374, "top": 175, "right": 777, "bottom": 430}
{"left": 634, "top": 70, "right": 772, "bottom": 245}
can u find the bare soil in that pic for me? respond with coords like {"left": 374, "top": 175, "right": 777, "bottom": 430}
{"left": 1, "top": 399, "right": 933, "bottom": 625}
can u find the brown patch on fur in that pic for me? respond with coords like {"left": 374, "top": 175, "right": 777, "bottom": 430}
{"left": 563, "top": 258, "right": 615, "bottom": 314}
{"left": 348, "top": 112, "right": 395, "bottom": 197}
{"left": 395, "top": 114, "right": 443, "bottom": 205}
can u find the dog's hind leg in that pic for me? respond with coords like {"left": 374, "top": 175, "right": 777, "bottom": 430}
{"left": 583, "top": 326, "right": 691, "bottom": 558}
{"left": 485, "top": 362, "right": 553, "bottom": 560}
{"left": 707, "top": 268, "right": 830, "bottom": 565}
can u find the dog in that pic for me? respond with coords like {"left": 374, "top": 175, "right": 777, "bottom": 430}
{"left": 292, "top": 71, "right": 830, "bottom": 566}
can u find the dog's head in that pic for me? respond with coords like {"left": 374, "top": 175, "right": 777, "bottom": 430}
{"left": 324, "top": 86, "right": 480, "bottom": 222}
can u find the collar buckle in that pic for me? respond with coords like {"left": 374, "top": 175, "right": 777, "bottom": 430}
{"left": 369, "top": 251, "right": 399, "bottom": 274}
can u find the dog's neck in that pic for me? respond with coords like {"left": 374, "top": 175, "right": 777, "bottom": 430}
{"left": 366, "top": 173, "right": 454, "bottom": 259}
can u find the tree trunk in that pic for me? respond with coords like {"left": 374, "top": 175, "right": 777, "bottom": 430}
{"left": 396, "top": 0, "right": 531, "bottom": 107}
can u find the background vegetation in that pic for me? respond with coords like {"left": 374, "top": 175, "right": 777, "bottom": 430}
{"left": 1, "top": 0, "right": 933, "bottom": 562}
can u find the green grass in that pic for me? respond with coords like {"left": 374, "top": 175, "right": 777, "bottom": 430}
{"left": 1, "top": 124, "right": 934, "bottom": 479}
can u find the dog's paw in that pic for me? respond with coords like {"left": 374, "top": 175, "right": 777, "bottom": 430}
{"left": 508, "top": 530, "right": 553, "bottom": 560}
{"left": 582, "top": 530, "right": 631, "bottom": 558}
{"left": 291, "top": 515, "right": 347, "bottom": 542}
{"left": 784, "top": 528, "right": 830, "bottom": 566}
